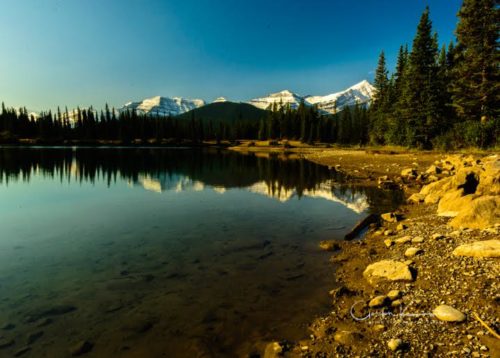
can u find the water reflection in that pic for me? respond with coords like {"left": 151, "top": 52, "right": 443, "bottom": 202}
{"left": 0, "top": 147, "right": 404, "bottom": 357}
{"left": 0, "top": 147, "right": 402, "bottom": 214}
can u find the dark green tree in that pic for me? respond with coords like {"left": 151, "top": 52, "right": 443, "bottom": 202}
{"left": 451, "top": 0, "right": 499, "bottom": 122}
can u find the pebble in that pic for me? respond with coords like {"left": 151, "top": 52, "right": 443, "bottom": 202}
{"left": 384, "top": 239, "right": 393, "bottom": 248}
{"left": 1, "top": 323, "right": 15, "bottom": 331}
{"left": 384, "top": 230, "right": 395, "bottom": 236}
{"left": 369, "top": 295, "right": 388, "bottom": 308}
{"left": 431, "top": 233, "right": 445, "bottom": 240}
{"left": 395, "top": 236, "right": 412, "bottom": 244}
{"left": 412, "top": 236, "right": 424, "bottom": 243}
{"left": 432, "top": 305, "right": 466, "bottom": 322}
{"left": 387, "top": 290, "right": 401, "bottom": 300}
{"left": 397, "top": 223, "right": 407, "bottom": 231}
{"left": 391, "top": 299, "right": 403, "bottom": 308}
{"left": 405, "top": 247, "right": 423, "bottom": 258}
{"left": 387, "top": 338, "right": 404, "bottom": 351}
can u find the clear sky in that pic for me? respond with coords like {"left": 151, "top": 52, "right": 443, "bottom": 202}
{"left": 0, "top": 0, "right": 463, "bottom": 111}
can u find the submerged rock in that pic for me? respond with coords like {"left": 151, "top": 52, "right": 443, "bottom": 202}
{"left": 333, "top": 330, "right": 363, "bottom": 345}
{"left": 363, "top": 260, "right": 413, "bottom": 285}
{"left": 13, "top": 347, "right": 31, "bottom": 357}
{"left": 26, "top": 305, "right": 77, "bottom": 323}
{"left": 0, "top": 337, "right": 14, "bottom": 349}
{"left": 452, "top": 240, "right": 500, "bottom": 258}
{"left": 319, "top": 240, "right": 341, "bottom": 252}
{"left": 70, "top": 340, "right": 93, "bottom": 356}
{"left": 26, "top": 331, "right": 44, "bottom": 345}
{"left": 433, "top": 305, "right": 466, "bottom": 322}
{"left": 263, "top": 341, "right": 283, "bottom": 358}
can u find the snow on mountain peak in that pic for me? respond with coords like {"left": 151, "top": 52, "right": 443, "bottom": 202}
{"left": 118, "top": 80, "right": 375, "bottom": 118}
{"left": 213, "top": 97, "right": 228, "bottom": 103}
{"left": 120, "top": 96, "right": 205, "bottom": 116}
{"left": 305, "top": 80, "right": 375, "bottom": 114}
{"left": 248, "top": 81, "right": 375, "bottom": 114}
{"left": 249, "top": 90, "right": 304, "bottom": 110}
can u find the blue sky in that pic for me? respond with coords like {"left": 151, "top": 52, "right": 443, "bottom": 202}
{"left": 0, "top": 0, "right": 462, "bottom": 110}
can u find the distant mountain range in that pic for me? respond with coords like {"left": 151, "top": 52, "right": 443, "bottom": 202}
{"left": 121, "top": 96, "right": 206, "bottom": 116}
{"left": 119, "top": 80, "right": 375, "bottom": 117}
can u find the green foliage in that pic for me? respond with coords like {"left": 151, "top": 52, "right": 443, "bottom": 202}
{"left": 451, "top": 0, "right": 499, "bottom": 122}
{"left": 369, "top": 2, "right": 498, "bottom": 150}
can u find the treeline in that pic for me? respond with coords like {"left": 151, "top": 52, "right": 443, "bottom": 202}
{"left": 0, "top": 0, "right": 497, "bottom": 149}
{"left": 257, "top": 101, "right": 369, "bottom": 145}
{"left": 0, "top": 103, "right": 255, "bottom": 144}
{"left": 0, "top": 100, "right": 369, "bottom": 145}
{"left": 370, "top": 0, "right": 499, "bottom": 149}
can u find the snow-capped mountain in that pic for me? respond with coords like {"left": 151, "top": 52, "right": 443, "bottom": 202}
{"left": 305, "top": 80, "right": 375, "bottom": 114}
{"left": 120, "top": 96, "right": 205, "bottom": 116}
{"left": 117, "top": 80, "right": 375, "bottom": 118}
{"left": 213, "top": 97, "right": 228, "bottom": 103}
{"left": 249, "top": 90, "right": 305, "bottom": 111}
{"left": 247, "top": 80, "right": 375, "bottom": 114}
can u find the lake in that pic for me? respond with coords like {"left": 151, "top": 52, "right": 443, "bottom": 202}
{"left": 0, "top": 147, "right": 403, "bottom": 357}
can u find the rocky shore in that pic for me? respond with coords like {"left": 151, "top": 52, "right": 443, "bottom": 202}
{"left": 263, "top": 152, "right": 500, "bottom": 357}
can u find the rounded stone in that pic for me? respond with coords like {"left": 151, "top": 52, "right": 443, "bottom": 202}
{"left": 387, "top": 290, "right": 401, "bottom": 300}
{"left": 369, "top": 295, "right": 388, "bottom": 308}
{"left": 405, "top": 247, "right": 423, "bottom": 258}
{"left": 432, "top": 305, "right": 466, "bottom": 322}
{"left": 387, "top": 338, "right": 404, "bottom": 351}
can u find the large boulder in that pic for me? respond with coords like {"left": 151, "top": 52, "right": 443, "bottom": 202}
{"left": 363, "top": 260, "right": 413, "bottom": 286}
{"left": 449, "top": 196, "right": 500, "bottom": 229}
{"left": 437, "top": 189, "right": 477, "bottom": 217}
{"left": 476, "top": 155, "right": 500, "bottom": 196}
{"left": 452, "top": 239, "right": 500, "bottom": 258}
{"left": 420, "top": 177, "right": 453, "bottom": 204}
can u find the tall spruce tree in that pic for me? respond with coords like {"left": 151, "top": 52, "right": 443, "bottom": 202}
{"left": 451, "top": 0, "right": 499, "bottom": 122}
{"left": 370, "top": 51, "right": 390, "bottom": 144}
{"left": 400, "top": 7, "right": 440, "bottom": 148}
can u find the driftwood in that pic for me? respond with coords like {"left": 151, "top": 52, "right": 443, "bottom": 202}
{"left": 473, "top": 312, "right": 500, "bottom": 339}
{"left": 344, "top": 213, "right": 379, "bottom": 240}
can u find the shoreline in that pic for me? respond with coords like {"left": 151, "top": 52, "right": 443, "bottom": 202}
{"left": 260, "top": 150, "right": 499, "bottom": 357}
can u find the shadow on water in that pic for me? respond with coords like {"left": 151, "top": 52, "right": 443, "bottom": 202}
{"left": 0, "top": 147, "right": 403, "bottom": 357}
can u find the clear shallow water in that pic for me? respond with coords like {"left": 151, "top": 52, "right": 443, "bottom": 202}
{"left": 0, "top": 148, "right": 403, "bottom": 357}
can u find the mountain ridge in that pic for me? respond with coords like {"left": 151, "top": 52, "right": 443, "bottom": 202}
{"left": 118, "top": 80, "right": 375, "bottom": 117}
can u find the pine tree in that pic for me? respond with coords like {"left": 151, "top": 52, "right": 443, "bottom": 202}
{"left": 370, "top": 51, "right": 390, "bottom": 144}
{"left": 400, "top": 7, "right": 440, "bottom": 148}
{"left": 451, "top": 0, "right": 499, "bottom": 122}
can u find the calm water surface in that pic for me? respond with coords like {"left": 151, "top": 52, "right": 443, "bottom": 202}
{"left": 0, "top": 148, "right": 402, "bottom": 357}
